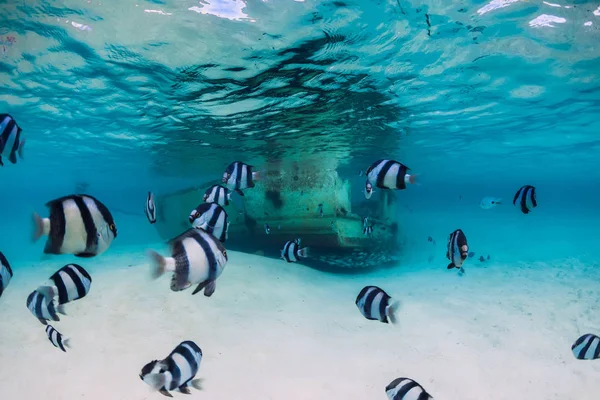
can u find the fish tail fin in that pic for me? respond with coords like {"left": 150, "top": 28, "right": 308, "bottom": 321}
{"left": 56, "top": 304, "right": 67, "bottom": 316}
{"left": 18, "top": 138, "right": 25, "bottom": 159}
{"left": 252, "top": 170, "right": 261, "bottom": 181}
{"left": 36, "top": 285, "right": 56, "bottom": 300}
{"left": 405, "top": 173, "right": 419, "bottom": 186}
{"left": 32, "top": 212, "right": 46, "bottom": 242}
{"left": 297, "top": 247, "right": 309, "bottom": 258}
{"left": 190, "top": 378, "right": 204, "bottom": 391}
{"left": 147, "top": 250, "right": 173, "bottom": 279}
{"left": 496, "top": 198, "right": 502, "bottom": 204}
{"left": 386, "top": 300, "right": 401, "bottom": 325}
{"left": 144, "top": 373, "right": 168, "bottom": 391}
{"left": 447, "top": 263, "right": 456, "bottom": 270}
{"left": 62, "top": 337, "right": 72, "bottom": 349}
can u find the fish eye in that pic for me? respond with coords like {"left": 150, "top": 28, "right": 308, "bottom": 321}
{"left": 110, "top": 224, "right": 116, "bottom": 231}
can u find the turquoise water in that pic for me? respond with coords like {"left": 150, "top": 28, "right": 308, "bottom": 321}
{"left": 1, "top": 0, "right": 600, "bottom": 399}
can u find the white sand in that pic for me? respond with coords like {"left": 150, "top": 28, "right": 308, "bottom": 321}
{"left": 1, "top": 246, "right": 599, "bottom": 400}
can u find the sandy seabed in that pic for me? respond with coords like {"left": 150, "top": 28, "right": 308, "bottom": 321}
{"left": 1, "top": 244, "right": 599, "bottom": 400}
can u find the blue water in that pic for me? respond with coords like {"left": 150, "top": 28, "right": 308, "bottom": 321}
{"left": 1, "top": 0, "right": 600, "bottom": 399}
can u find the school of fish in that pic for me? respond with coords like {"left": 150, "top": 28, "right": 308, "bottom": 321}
{"left": 0, "top": 115, "right": 592, "bottom": 399}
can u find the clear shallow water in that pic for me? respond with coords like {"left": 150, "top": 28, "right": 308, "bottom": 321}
{"left": 1, "top": 0, "right": 600, "bottom": 398}
{"left": 0, "top": 0, "right": 598, "bottom": 252}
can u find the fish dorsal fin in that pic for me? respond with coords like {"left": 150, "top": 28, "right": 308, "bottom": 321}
{"left": 45, "top": 195, "right": 76, "bottom": 208}
{"left": 167, "top": 229, "right": 201, "bottom": 250}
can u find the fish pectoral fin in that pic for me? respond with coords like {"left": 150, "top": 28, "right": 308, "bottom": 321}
{"left": 192, "top": 280, "right": 216, "bottom": 296}
{"left": 192, "top": 281, "right": 209, "bottom": 295}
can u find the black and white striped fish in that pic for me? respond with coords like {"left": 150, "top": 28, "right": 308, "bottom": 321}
{"left": 148, "top": 228, "right": 228, "bottom": 296}
{"left": 571, "top": 334, "right": 600, "bottom": 360}
{"left": 355, "top": 286, "right": 399, "bottom": 324}
{"left": 37, "top": 264, "right": 92, "bottom": 305}
{"left": 366, "top": 159, "right": 416, "bottom": 190}
{"left": 281, "top": 239, "right": 309, "bottom": 263}
{"left": 189, "top": 203, "right": 230, "bottom": 243}
{"left": 140, "top": 341, "right": 203, "bottom": 397}
{"left": 386, "top": 377, "right": 433, "bottom": 400}
{"left": 513, "top": 185, "right": 537, "bottom": 214}
{"left": 222, "top": 161, "right": 260, "bottom": 192}
{"left": 45, "top": 325, "right": 71, "bottom": 352}
{"left": 26, "top": 290, "right": 65, "bottom": 325}
{"left": 145, "top": 192, "right": 157, "bottom": 224}
{"left": 32, "top": 194, "right": 118, "bottom": 258}
{"left": 0, "top": 251, "right": 13, "bottom": 298}
{"left": 264, "top": 223, "right": 270, "bottom": 235}
{"left": 0, "top": 114, "right": 25, "bottom": 166}
{"left": 203, "top": 184, "right": 233, "bottom": 206}
{"left": 446, "top": 229, "right": 468, "bottom": 272}
{"left": 363, "top": 225, "right": 373, "bottom": 236}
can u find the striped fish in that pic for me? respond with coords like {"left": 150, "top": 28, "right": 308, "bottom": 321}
{"left": 446, "top": 229, "right": 468, "bottom": 272}
{"left": 148, "top": 228, "right": 228, "bottom": 296}
{"left": 145, "top": 192, "right": 157, "bottom": 224}
{"left": 366, "top": 159, "right": 416, "bottom": 190}
{"left": 222, "top": 161, "right": 260, "bottom": 192}
{"left": 140, "top": 341, "right": 203, "bottom": 396}
{"left": 203, "top": 184, "right": 232, "bottom": 206}
{"left": 45, "top": 325, "right": 71, "bottom": 352}
{"left": 281, "top": 239, "right": 309, "bottom": 263}
{"left": 513, "top": 185, "right": 537, "bottom": 214}
{"left": 37, "top": 264, "right": 92, "bottom": 305}
{"left": 572, "top": 334, "right": 600, "bottom": 360}
{"left": 0, "top": 251, "right": 13, "bottom": 298}
{"left": 355, "top": 286, "right": 399, "bottom": 324}
{"left": 0, "top": 114, "right": 25, "bottom": 166}
{"left": 32, "top": 194, "right": 118, "bottom": 257}
{"left": 189, "top": 203, "right": 229, "bottom": 243}
{"left": 26, "top": 290, "right": 64, "bottom": 325}
{"left": 386, "top": 377, "right": 433, "bottom": 400}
